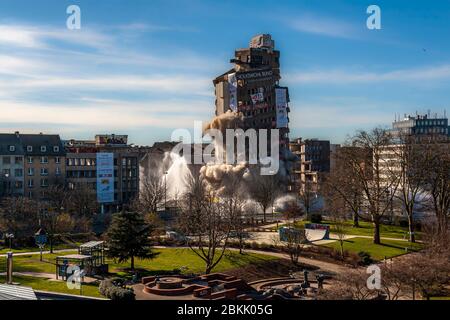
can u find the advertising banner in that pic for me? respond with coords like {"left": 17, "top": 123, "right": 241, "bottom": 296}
{"left": 228, "top": 73, "right": 238, "bottom": 111}
{"left": 250, "top": 92, "right": 264, "bottom": 104}
{"left": 96, "top": 153, "right": 114, "bottom": 203}
{"left": 275, "top": 87, "right": 288, "bottom": 128}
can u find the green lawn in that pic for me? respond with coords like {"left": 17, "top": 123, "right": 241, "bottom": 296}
{"left": 0, "top": 248, "right": 278, "bottom": 297}
{"left": 322, "top": 237, "right": 424, "bottom": 260}
{"left": 108, "top": 248, "right": 278, "bottom": 278}
{"left": 0, "top": 275, "right": 103, "bottom": 298}
{"left": 294, "top": 219, "right": 418, "bottom": 239}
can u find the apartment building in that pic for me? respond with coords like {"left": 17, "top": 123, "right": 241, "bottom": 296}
{"left": 64, "top": 135, "right": 139, "bottom": 212}
{"left": 0, "top": 132, "right": 65, "bottom": 200}
{"left": 0, "top": 133, "right": 25, "bottom": 197}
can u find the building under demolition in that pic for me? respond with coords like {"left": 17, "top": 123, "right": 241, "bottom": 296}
{"left": 213, "top": 34, "right": 291, "bottom": 168}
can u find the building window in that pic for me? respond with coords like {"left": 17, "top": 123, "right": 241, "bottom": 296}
{"left": 2, "top": 157, "right": 10, "bottom": 165}
{"left": 14, "top": 181, "right": 23, "bottom": 189}
{"left": 28, "top": 179, "right": 34, "bottom": 188}
{"left": 28, "top": 156, "right": 33, "bottom": 164}
{"left": 56, "top": 167, "right": 61, "bottom": 175}
{"left": 2, "top": 169, "right": 10, "bottom": 177}
{"left": 28, "top": 168, "right": 34, "bottom": 176}
{"left": 40, "top": 146, "right": 46, "bottom": 152}
{"left": 40, "top": 156, "right": 48, "bottom": 164}
{"left": 27, "top": 146, "right": 33, "bottom": 152}
{"left": 28, "top": 191, "right": 33, "bottom": 198}
{"left": 40, "top": 168, "right": 49, "bottom": 176}
{"left": 40, "top": 179, "right": 48, "bottom": 187}
{"left": 53, "top": 146, "right": 59, "bottom": 152}
{"left": 9, "top": 145, "right": 15, "bottom": 152}
{"left": 14, "top": 169, "right": 23, "bottom": 177}
{"left": 15, "top": 157, "right": 22, "bottom": 164}
{"left": 55, "top": 157, "right": 60, "bottom": 164}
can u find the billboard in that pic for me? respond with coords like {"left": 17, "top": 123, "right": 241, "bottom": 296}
{"left": 228, "top": 73, "right": 238, "bottom": 111}
{"left": 95, "top": 135, "right": 128, "bottom": 146}
{"left": 96, "top": 153, "right": 114, "bottom": 203}
{"left": 275, "top": 87, "right": 288, "bottom": 128}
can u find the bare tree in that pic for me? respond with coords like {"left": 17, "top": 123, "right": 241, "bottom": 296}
{"left": 298, "top": 179, "right": 319, "bottom": 219}
{"left": 68, "top": 183, "right": 98, "bottom": 218}
{"left": 342, "top": 128, "right": 400, "bottom": 244}
{"left": 248, "top": 171, "right": 280, "bottom": 223}
{"left": 178, "top": 175, "right": 233, "bottom": 274}
{"left": 41, "top": 183, "right": 74, "bottom": 252}
{"left": 325, "top": 150, "right": 364, "bottom": 227}
{"left": 424, "top": 142, "right": 450, "bottom": 236}
{"left": 393, "top": 135, "right": 431, "bottom": 242}
{"left": 137, "top": 173, "right": 165, "bottom": 215}
{"left": 0, "top": 197, "right": 40, "bottom": 244}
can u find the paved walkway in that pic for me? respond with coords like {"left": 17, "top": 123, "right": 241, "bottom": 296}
{"left": 0, "top": 249, "right": 75, "bottom": 258}
{"left": 0, "top": 271, "right": 98, "bottom": 283}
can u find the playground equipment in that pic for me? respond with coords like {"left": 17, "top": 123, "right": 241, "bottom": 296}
{"left": 304, "top": 223, "right": 330, "bottom": 242}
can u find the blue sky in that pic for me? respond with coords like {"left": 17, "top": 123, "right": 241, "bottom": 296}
{"left": 0, "top": 0, "right": 449, "bottom": 145}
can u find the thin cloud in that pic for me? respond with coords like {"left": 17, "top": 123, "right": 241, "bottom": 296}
{"left": 286, "top": 65, "right": 450, "bottom": 84}
{"left": 286, "top": 13, "right": 360, "bottom": 39}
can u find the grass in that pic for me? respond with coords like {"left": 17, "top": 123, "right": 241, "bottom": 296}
{"left": 0, "top": 248, "right": 278, "bottom": 296}
{"left": 294, "top": 219, "right": 419, "bottom": 240}
{"left": 0, "top": 275, "right": 103, "bottom": 298}
{"left": 321, "top": 237, "right": 424, "bottom": 260}
{"left": 108, "top": 248, "right": 278, "bottom": 278}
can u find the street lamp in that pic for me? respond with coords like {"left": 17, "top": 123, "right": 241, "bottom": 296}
{"left": 5, "top": 233, "right": 14, "bottom": 250}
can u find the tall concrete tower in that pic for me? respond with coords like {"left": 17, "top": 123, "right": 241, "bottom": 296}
{"left": 213, "top": 34, "right": 291, "bottom": 163}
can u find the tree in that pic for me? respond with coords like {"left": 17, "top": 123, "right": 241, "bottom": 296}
{"left": 393, "top": 135, "right": 430, "bottom": 242}
{"left": 342, "top": 128, "right": 400, "bottom": 244}
{"left": 299, "top": 179, "right": 319, "bottom": 219}
{"left": 424, "top": 142, "right": 450, "bottom": 236}
{"left": 248, "top": 171, "right": 280, "bottom": 223}
{"left": 325, "top": 148, "right": 364, "bottom": 227}
{"left": 42, "top": 183, "right": 73, "bottom": 253}
{"left": 0, "top": 197, "right": 40, "bottom": 245}
{"left": 68, "top": 183, "right": 98, "bottom": 218}
{"left": 136, "top": 173, "right": 165, "bottom": 215}
{"left": 178, "top": 175, "right": 233, "bottom": 274}
{"left": 106, "top": 211, "right": 156, "bottom": 271}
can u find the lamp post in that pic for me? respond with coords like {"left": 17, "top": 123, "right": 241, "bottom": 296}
{"left": 5, "top": 233, "right": 14, "bottom": 250}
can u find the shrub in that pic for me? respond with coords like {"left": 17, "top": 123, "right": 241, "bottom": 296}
{"left": 357, "top": 251, "right": 373, "bottom": 266}
{"left": 310, "top": 213, "right": 322, "bottom": 224}
{"left": 99, "top": 279, "right": 135, "bottom": 300}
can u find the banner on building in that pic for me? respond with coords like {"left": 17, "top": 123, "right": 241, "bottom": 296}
{"left": 96, "top": 153, "right": 114, "bottom": 203}
{"left": 228, "top": 73, "right": 238, "bottom": 111}
{"left": 251, "top": 92, "right": 264, "bottom": 104}
{"left": 275, "top": 87, "right": 288, "bottom": 128}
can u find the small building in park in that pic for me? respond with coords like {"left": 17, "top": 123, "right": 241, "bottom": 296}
{"left": 55, "top": 241, "right": 108, "bottom": 280}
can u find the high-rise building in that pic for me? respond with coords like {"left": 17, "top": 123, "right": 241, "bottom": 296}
{"left": 213, "top": 34, "right": 291, "bottom": 159}
{"left": 392, "top": 112, "right": 449, "bottom": 141}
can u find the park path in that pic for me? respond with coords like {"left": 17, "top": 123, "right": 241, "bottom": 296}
{"left": 0, "top": 248, "right": 75, "bottom": 258}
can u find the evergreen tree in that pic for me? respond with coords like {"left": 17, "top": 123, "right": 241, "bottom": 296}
{"left": 105, "top": 211, "right": 156, "bottom": 271}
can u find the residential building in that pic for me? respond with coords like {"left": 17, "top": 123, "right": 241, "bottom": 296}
{"left": 64, "top": 134, "right": 139, "bottom": 212}
{"left": 0, "top": 133, "right": 25, "bottom": 197}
